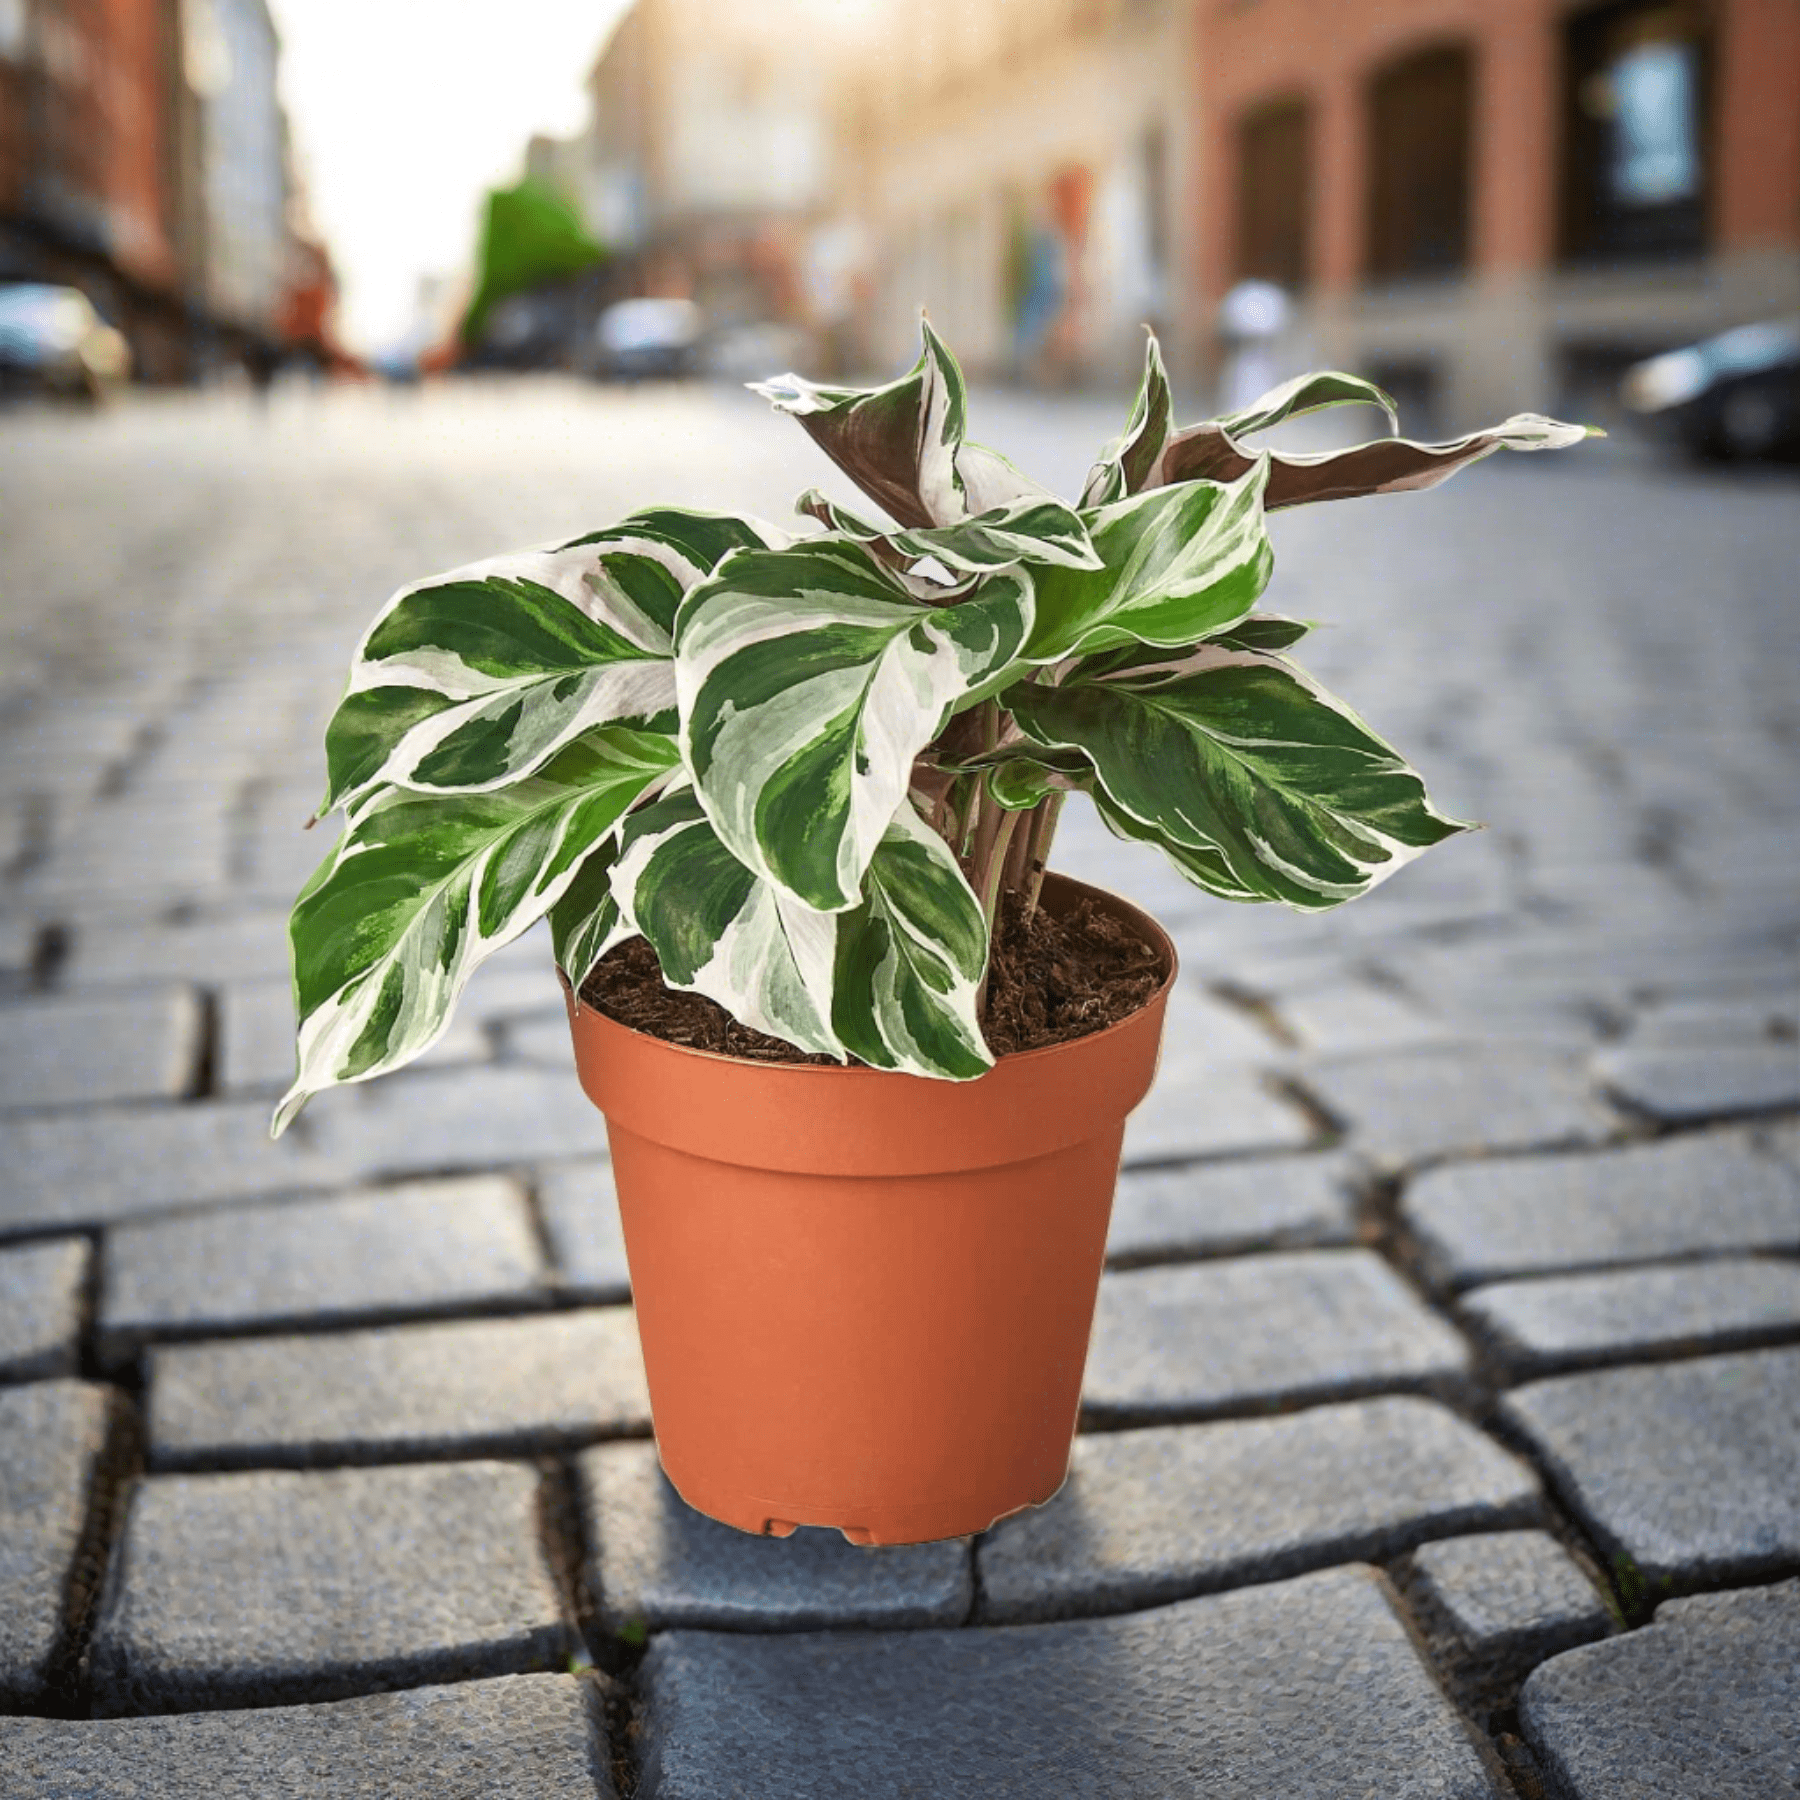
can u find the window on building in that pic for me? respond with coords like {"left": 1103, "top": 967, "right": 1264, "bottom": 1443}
{"left": 1561, "top": 1, "right": 1710, "bottom": 261}
{"left": 1236, "top": 98, "right": 1310, "bottom": 289}
{"left": 1366, "top": 45, "right": 1473, "bottom": 280}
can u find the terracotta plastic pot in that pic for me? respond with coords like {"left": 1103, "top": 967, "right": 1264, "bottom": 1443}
{"left": 562, "top": 873, "right": 1174, "bottom": 1545}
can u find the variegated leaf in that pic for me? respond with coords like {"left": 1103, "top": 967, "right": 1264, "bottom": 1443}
{"left": 610, "top": 787, "right": 992, "bottom": 1078}
{"left": 275, "top": 727, "right": 679, "bottom": 1134}
{"left": 751, "top": 320, "right": 1051, "bottom": 529}
{"left": 1080, "top": 331, "right": 1174, "bottom": 507}
{"left": 678, "top": 538, "right": 1035, "bottom": 912}
{"left": 609, "top": 785, "right": 841, "bottom": 1054}
{"left": 547, "top": 837, "right": 632, "bottom": 995}
{"left": 321, "top": 543, "right": 691, "bottom": 813}
{"left": 1023, "top": 456, "right": 1273, "bottom": 661}
{"left": 796, "top": 486, "right": 1100, "bottom": 574}
{"left": 1215, "top": 370, "right": 1398, "bottom": 441}
{"left": 1210, "top": 612, "right": 1312, "bottom": 653}
{"left": 1159, "top": 410, "right": 1597, "bottom": 509}
{"left": 1009, "top": 648, "right": 1468, "bottom": 911}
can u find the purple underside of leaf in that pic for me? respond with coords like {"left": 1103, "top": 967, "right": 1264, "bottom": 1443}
{"left": 1156, "top": 425, "right": 1520, "bottom": 509}
{"left": 797, "top": 406, "right": 935, "bottom": 530}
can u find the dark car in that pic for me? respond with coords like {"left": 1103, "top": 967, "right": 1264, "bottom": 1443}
{"left": 1623, "top": 319, "right": 1800, "bottom": 462}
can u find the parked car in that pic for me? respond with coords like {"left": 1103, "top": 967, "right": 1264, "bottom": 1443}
{"left": 594, "top": 298, "right": 702, "bottom": 380}
{"left": 1623, "top": 319, "right": 1800, "bottom": 461}
{"left": 0, "top": 284, "right": 131, "bottom": 400}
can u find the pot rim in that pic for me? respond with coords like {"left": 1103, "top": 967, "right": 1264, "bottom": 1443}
{"left": 558, "top": 869, "right": 1177, "bottom": 1081}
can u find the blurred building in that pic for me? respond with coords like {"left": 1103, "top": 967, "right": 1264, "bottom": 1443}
{"left": 1198, "top": 0, "right": 1800, "bottom": 427}
{"left": 564, "top": 0, "right": 851, "bottom": 334}
{"left": 0, "top": 0, "right": 308, "bottom": 381}
{"left": 843, "top": 0, "right": 1197, "bottom": 387}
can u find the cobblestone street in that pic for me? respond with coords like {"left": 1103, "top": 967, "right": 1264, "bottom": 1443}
{"left": 2, "top": 380, "right": 1798, "bottom": 1796}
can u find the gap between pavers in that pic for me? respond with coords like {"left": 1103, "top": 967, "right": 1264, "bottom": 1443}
{"left": 87, "top": 1461, "right": 569, "bottom": 1713}
{"left": 0, "top": 1673, "right": 614, "bottom": 1800}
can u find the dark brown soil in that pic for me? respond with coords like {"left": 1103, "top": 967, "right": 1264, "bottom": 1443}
{"left": 577, "top": 888, "right": 1166, "bottom": 1066}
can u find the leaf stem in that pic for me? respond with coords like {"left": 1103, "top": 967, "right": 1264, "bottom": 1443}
{"left": 1021, "top": 793, "right": 1065, "bottom": 921}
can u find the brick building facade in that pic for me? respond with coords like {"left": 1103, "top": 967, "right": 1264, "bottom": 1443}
{"left": 1195, "top": 0, "right": 1800, "bottom": 425}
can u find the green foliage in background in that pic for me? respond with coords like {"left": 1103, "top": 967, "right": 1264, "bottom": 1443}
{"left": 462, "top": 177, "right": 603, "bottom": 345}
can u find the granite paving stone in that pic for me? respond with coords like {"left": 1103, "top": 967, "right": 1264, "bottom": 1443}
{"left": 579, "top": 1441, "right": 971, "bottom": 1634}
{"left": 1502, "top": 1347, "right": 1800, "bottom": 1588}
{"left": 1594, "top": 1042, "right": 1800, "bottom": 1124}
{"left": 504, "top": 1010, "right": 576, "bottom": 1070}
{"left": 0, "top": 1238, "right": 89, "bottom": 1381}
{"left": 537, "top": 1159, "right": 630, "bottom": 1302}
{"left": 1270, "top": 978, "right": 1453, "bottom": 1056}
{"left": 1520, "top": 1578, "right": 1800, "bottom": 1800}
{"left": 1402, "top": 1133, "right": 1800, "bottom": 1288}
{"left": 88, "top": 1461, "right": 568, "bottom": 1711}
{"left": 1083, "top": 1249, "right": 1472, "bottom": 1421}
{"left": 97, "top": 1176, "right": 549, "bottom": 1362}
{"left": 0, "top": 988, "right": 202, "bottom": 1112}
{"left": 1122, "top": 1067, "right": 1313, "bottom": 1165}
{"left": 1105, "top": 1153, "right": 1358, "bottom": 1264}
{"left": 147, "top": 1306, "right": 651, "bottom": 1468}
{"left": 1121, "top": 989, "right": 1308, "bottom": 1164}
{"left": 0, "top": 1098, "right": 348, "bottom": 1237}
{"left": 636, "top": 1564, "right": 1504, "bottom": 1799}
{"left": 0, "top": 1672, "right": 611, "bottom": 1799}
{"left": 63, "top": 909, "right": 291, "bottom": 986}
{"left": 219, "top": 975, "right": 488, "bottom": 1093}
{"left": 979, "top": 1397, "right": 1538, "bottom": 1623}
{"left": 1459, "top": 1257, "right": 1800, "bottom": 1376}
{"left": 0, "top": 1380, "right": 112, "bottom": 1702}
{"left": 1409, "top": 1530, "right": 1611, "bottom": 1666}
{"left": 1626, "top": 994, "right": 1798, "bottom": 1046}
{"left": 1296, "top": 1041, "right": 1619, "bottom": 1170}
{"left": 312, "top": 1064, "right": 611, "bottom": 1176}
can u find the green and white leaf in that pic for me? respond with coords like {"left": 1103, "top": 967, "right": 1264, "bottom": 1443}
{"left": 1215, "top": 370, "right": 1398, "bottom": 441}
{"left": 611, "top": 786, "right": 992, "bottom": 1078}
{"left": 322, "top": 544, "right": 689, "bottom": 812}
{"left": 547, "top": 837, "right": 632, "bottom": 995}
{"left": 1159, "top": 406, "right": 1597, "bottom": 510}
{"left": 796, "top": 486, "right": 1100, "bottom": 574}
{"left": 751, "top": 319, "right": 1051, "bottom": 529}
{"left": 275, "top": 727, "right": 679, "bottom": 1134}
{"left": 678, "top": 538, "right": 1035, "bottom": 912}
{"left": 1009, "top": 647, "right": 1468, "bottom": 911}
{"left": 1080, "top": 332, "right": 1174, "bottom": 507}
{"left": 1023, "top": 455, "right": 1273, "bottom": 661}
{"left": 1210, "top": 612, "right": 1312, "bottom": 653}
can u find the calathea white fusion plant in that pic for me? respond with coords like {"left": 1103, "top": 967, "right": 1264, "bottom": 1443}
{"left": 275, "top": 325, "right": 1593, "bottom": 1132}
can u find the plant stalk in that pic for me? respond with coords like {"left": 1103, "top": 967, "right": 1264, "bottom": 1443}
{"left": 972, "top": 805, "right": 1022, "bottom": 1015}
{"left": 1021, "top": 793, "right": 1066, "bottom": 921}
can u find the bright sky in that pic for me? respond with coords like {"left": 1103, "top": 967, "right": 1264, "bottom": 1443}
{"left": 268, "top": 0, "right": 631, "bottom": 354}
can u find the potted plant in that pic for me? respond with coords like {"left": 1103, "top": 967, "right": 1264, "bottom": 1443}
{"left": 278, "top": 325, "right": 1592, "bottom": 1544}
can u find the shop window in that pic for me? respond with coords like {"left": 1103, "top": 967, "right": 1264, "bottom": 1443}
{"left": 1236, "top": 98, "right": 1310, "bottom": 290}
{"left": 1366, "top": 45, "right": 1472, "bottom": 279}
{"left": 1561, "top": 1, "right": 1710, "bottom": 261}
